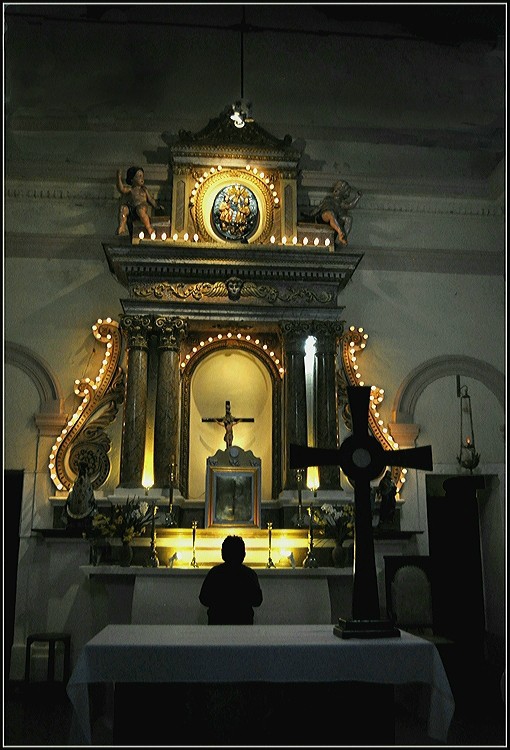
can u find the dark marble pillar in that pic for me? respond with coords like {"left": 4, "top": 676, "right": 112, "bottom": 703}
{"left": 119, "top": 315, "right": 152, "bottom": 488}
{"left": 153, "top": 316, "right": 188, "bottom": 488}
{"left": 313, "top": 320, "right": 344, "bottom": 490}
{"left": 281, "top": 321, "right": 310, "bottom": 489}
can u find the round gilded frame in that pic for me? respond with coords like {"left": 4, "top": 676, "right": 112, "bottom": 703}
{"left": 192, "top": 169, "right": 275, "bottom": 243}
{"left": 212, "top": 183, "right": 259, "bottom": 241}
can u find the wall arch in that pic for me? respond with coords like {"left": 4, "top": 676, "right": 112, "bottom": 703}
{"left": 4, "top": 340, "right": 64, "bottom": 410}
{"left": 392, "top": 355, "right": 505, "bottom": 423}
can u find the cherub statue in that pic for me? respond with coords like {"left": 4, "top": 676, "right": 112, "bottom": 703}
{"left": 116, "top": 166, "right": 164, "bottom": 237}
{"left": 314, "top": 179, "right": 362, "bottom": 246}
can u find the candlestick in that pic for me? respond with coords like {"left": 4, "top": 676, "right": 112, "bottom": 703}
{"left": 303, "top": 504, "right": 319, "bottom": 568}
{"left": 165, "top": 461, "right": 177, "bottom": 527}
{"left": 295, "top": 469, "right": 305, "bottom": 528}
{"left": 266, "top": 522, "right": 276, "bottom": 568}
{"left": 146, "top": 502, "right": 159, "bottom": 567}
{"left": 190, "top": 520, "right": 199, "bottom": 567}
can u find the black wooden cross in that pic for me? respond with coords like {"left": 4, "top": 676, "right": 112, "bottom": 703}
{"left": 202, "top": 400, "right": 254, "bottom": 449}
{"left": 290, "top": 385, "right": 433, "bottom": 638}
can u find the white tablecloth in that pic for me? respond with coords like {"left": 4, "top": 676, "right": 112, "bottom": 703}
{"left": 67, "top": 624, "right": 454, "bottom": 743}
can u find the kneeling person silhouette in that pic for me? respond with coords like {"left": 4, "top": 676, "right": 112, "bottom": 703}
{"left": 199, "top": 535, "right": 263, "bottom": 624}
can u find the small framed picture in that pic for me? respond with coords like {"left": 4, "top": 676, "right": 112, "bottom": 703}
{"left": 205, "top": 465, "right": 261, "bottom": 528}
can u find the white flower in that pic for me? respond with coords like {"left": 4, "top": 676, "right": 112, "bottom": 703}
{"left": 138, "top": 501, "right": 149, "bottom": 518}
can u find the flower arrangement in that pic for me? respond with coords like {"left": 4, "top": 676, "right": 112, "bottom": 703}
{"left": 315, "top": 503, "right": 355, "bottom": 543}
{"left": 89, "top": 498, "right": 153, "bottom": 544}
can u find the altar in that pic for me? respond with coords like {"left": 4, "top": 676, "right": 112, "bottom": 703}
{"left": 81, "top": 565, "right": 354, "bottom": 630}
{"left": 67, "top": 624, "right": 455, "bottom": 745}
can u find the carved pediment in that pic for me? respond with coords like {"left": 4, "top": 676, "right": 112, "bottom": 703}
{"left": 169, "top": 107, "right": 301, "bottom": 162}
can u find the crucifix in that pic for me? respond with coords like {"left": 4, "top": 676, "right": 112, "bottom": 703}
{"left": 202, "top": 400, "right": 254, "bottom": 449}
{"left": 290, "top": 385, "right": 433, "bottom": 639}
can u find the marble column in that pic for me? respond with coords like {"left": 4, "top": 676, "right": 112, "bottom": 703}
{"left": 119, "top": 315, "right": 152, "bottom": 488}
{"left": 153, "top": 316, "right": 188, "bottom": 488}
{"left": 313, "top": 320, "right": 344, "bottom": 490}
{"left": 281, "top": 321, "right": 309, "bottom": 489}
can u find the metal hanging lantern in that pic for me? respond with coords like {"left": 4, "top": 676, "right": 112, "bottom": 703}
{"left": 456, "top": 376, "right": 480, "bottom": 473}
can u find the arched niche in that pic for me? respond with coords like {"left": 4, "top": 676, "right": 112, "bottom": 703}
{"left": 180, "top": 340, "right": 282, "bottom": 501}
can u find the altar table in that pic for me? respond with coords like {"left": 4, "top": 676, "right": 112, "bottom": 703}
{"left": 67, "top": 624, "right": 455, "bottom": 744}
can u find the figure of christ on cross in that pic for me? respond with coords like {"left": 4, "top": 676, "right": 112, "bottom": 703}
{"left": 202, "top": 400, "right": 255, "bottom": 449}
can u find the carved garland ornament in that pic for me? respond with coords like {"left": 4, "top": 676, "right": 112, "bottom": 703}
{"left": 49, "top": 318, "right": 124, "bottom": 491}
{"left": 133, "top": 279, "right": 333, "bottom": 305}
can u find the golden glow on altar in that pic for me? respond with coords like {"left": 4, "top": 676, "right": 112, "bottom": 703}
{"left": 155, "top": 528, "right": 310, "bottom": 568}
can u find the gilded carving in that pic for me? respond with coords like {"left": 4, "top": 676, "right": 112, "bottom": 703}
{"left": 190, "top": 169, "right": 275, "bottom": 244}
{"left": 277, "top": 288, "right": 333, "bottom": 304}
{"left": 154, "top": 316, "right": 188, "bottom": 349}
{"left": 120, "top": 314, "right": 152, "bottom": 348}
{"left": 133, "top": 280, "right": 333, "bottom": 305}
{"left": 50, "top": 319, "right": 124, "bottom": 491}
{"left": 173, "top": 107, "right": 298, "bottom": 153}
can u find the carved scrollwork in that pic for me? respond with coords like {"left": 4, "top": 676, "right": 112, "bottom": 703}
{"left": 49, "top": 319, "right": 124, "bottom": 492}
{"left": 132, "top": 280, "right": 333, "bottom": 305}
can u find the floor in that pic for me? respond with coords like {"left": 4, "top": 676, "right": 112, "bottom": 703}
{"left": 4, "top": 666, "right": 506, "bottom": 747}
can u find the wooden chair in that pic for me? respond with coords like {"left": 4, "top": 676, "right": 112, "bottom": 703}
{"left": 383, "top": 556, "right": 457, "bottom": 645}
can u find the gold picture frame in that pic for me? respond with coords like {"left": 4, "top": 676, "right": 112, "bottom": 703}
{"left": 205, "top": 465, "right": 261, "bottom": 528}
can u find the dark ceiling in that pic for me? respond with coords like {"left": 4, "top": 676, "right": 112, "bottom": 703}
{"left": 4, "top": 3, "right": 506, "bottom": 46}
{"left": 315, "top": 4, "right": 505, "bottom": 45}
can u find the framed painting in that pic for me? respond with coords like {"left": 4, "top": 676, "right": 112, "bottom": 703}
{"left": 205, "top": 464, "right": 261, "bottom": 528}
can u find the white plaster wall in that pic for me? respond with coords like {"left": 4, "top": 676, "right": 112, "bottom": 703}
{"left": 339, "top": 270, "right": 505, "bottom": 437}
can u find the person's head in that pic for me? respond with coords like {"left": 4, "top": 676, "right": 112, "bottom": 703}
{"left": 221, "top": 535, "right": 246, "bottom": 564}
{"left": 126, "top": 166, "right": 144, "bottom": 185}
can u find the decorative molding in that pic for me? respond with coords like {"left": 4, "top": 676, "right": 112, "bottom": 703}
{"left": 104, "top": 244, "right": 361, "bottom": 303}
{"left": 306, "top": 192, "right": 503, "bottom": 217}
{"left": 392, "top": 355, "right": 505, "bottom": 423}
{"left": 169, "top": 108, "right": 300, "bottom": 162}
{"left": 387, "top": 423, "right": 421, "bottom": 448}
{"left": 299, "top": 168, "right": 503, "bottom": 201}
{"left": 5, "top": 340, "right": 65, "bottom": 407}
{"left": 132, "top": 280, "right": 334, "bottom": 306}
{"left": 4, "top": 233, "right": 504, "bottom": 276}
{"left": 5, "top": 177, "right": 502, "bottom": 217}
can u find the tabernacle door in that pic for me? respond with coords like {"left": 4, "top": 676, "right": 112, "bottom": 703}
{"left": 205, "top": 446, "right": 261, "bottom": 528}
